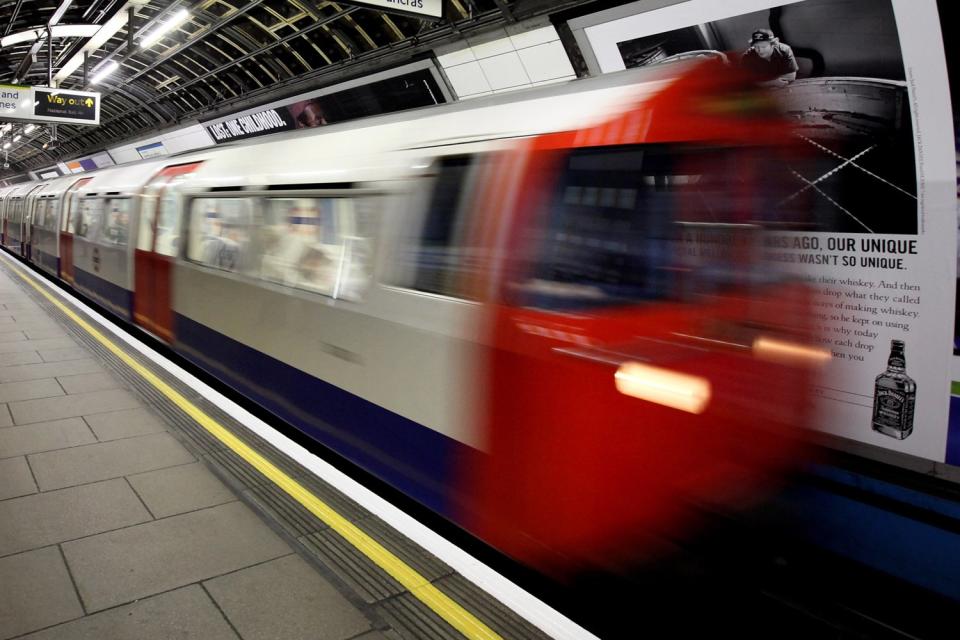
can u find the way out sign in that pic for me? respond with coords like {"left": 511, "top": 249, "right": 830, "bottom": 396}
{"left": 0, "top": 85, "right": 100, "bottom": 125}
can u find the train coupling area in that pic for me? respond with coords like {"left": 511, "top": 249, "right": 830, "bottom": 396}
{"left": 0, "top": 251, "right": 588, "bottom": 640}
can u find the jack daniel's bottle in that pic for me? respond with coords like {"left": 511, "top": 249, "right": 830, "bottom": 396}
{"left": 872, "top": 340, "right": 916, "bottom": 439}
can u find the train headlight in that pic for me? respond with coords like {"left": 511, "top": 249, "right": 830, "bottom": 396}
{"left": 752, "top": 336, "right": 831, "bottom": 366}
{"left": 614, "top": 362, "right": 711, "bottom": 414}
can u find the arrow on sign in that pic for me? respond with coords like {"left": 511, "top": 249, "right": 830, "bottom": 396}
{"left": 84, "top": 98, "right": 94, "bottom": 107}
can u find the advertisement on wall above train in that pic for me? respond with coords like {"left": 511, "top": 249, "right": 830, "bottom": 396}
{"left": 573, "top": 0, "right": 956, "bottom": 464}
{"left": 202, "top": 62, "right": 449, "bottom": 144}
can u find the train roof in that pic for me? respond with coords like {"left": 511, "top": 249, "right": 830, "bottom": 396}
{"left": 182, "top": 63, "right": 684, "bottom": 190}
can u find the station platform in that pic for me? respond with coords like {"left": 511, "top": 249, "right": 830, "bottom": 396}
{"left": 0, "top": 254, "right": 566, "bottom": 640}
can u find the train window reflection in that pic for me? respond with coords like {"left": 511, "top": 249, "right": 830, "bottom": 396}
{"left": 99, "top": 199, "right": 132, "bottom": 247}
{"left": 518, "top": 144, "right": 800, "bottom": 311}
{"left": 76, "top": 199, "right": 105, "bottom": 240}
{"left": 187, "top": 197, "right": 253, "bottom": 273}
{"left": 392, "top": 154, "right": 483, "bottom": 299}
{"left": 258, "top": 196, "right": 376, "bottom": 301}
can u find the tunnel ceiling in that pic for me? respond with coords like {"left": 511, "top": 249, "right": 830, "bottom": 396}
{"left": 0, "top": 0, "right": 574, "bottom": 176}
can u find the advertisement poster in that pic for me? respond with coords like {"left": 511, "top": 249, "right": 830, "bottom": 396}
{"left": 581, "top": 0, "right": 956, "bottom": 463}
{"left": 203, "top": 64, "right": 447, "bottom": 144}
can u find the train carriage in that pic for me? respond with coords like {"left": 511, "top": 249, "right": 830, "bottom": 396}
{"left": 0, "top": 60, "right": 822, "bottom": 572}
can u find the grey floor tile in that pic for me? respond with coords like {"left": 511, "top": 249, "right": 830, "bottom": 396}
{"left": 63, "top": 501, "right": 291, "bottom": 612}
{"left": 0, "top": 404, "right": 10, "bottom": 427}
{"left": 24, "top": 327, "right": 69, "bottom": 341}
{"left": 0, "top": 351, "right": 43, "bottom": 367}
{"left": 0, "top": 337, "right": 76, "bottom": 355}
{"left": 17, "top": 585, "right": 240, "bottom": 640}
{"left": 128, "top": 462, "right": 236, "bottom": 518}
{"left": 0, "top": 456, "right": 36, "bottom": 500}
{"left": 0, "top": 546, "right": 84, "bottom": 640}
{"left": 0, "top": 359, "right": 104, "bottom": 383}
{"left": 0, "top": 331, "right": 25, "bottom": 343}
{"left": 57, "top": 372, "right": 123, "bottom": 395}
{"left": 39, "top": 347, "right": 90, "bottom": 363}
{"left": 29, "top": 432, "right": 195, "bottom": 490}
{"left": 9, "top": 389, "right": 141, "bottom": 425}
{"left": 0, "top": 478, "right": 151, "bottom": 557}
{"left": 205, "top": 554, "right": 372, "bottom": 640}
{"left": 0, "top": 418, "right": 97, "bottom": 458}
{"left": 0, "top": 378, "right": 64, "bottom": 404}
{"left": 83, "top": 407, "right": 167, "bottom": 441}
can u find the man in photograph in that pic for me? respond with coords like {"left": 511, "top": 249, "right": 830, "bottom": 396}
{"left": 740, "top": 28, "right": 798, "bottom": 85}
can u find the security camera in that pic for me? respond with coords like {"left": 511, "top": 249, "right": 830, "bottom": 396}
{"left": 3, "top": 162, "right": 9, "bottom": 169}
{"left": 47, "top": 138, "right": 60, "bottom": 150}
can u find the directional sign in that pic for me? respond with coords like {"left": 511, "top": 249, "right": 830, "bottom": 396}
{"left": 0, "top": 85, "right": 100, "bottom": 125}
{"left": 339, "top": 0, "right": 442, "bottom": 20}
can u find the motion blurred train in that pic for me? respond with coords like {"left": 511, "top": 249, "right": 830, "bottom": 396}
{"left": 1, "top": 60, "right": 821, "bottom": 572}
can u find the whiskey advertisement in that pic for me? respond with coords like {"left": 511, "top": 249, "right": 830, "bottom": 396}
{"left": 579, "top": 0, "right": 957, "bottom": 463}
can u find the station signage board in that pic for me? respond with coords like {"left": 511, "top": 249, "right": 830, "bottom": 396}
{"left": 0, "top": 84, "right": 100, "bottom": 125}
{"left": 339, "top": 1, "right": 442, "bottom": 19}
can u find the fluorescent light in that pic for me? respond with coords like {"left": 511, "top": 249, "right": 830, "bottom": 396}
{"left": 13, "top": 135, "right": 21, "bottom": 142}
{"left": 54, "top": 0, "right": 139, "bottom": 83}
{"left": 2, "top": 143, "right": 10, "bottom": 150}
{"left": 24, "top": 125, "right": 37, "bottom": 134}
{"left": 48, "top": 0, "right": 74, "bottom": 27}
{"left": 2, "top": 124, "right": 12, "bottom": 132}
{"left": 0, "top": 24, "right": 99, "bottom": 48}
{"left": 139, "top": 9, "right": 189, "bottom": 48}
{"left": 91, "top": 60, "right": 119, "bottom": 84}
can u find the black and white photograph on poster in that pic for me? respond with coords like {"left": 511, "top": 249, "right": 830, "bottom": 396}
{"left": 580, "top": 0, "right": 956, "bottom": 463}
{"left": 616, "top": 0, "right": 918, "bottom": 235}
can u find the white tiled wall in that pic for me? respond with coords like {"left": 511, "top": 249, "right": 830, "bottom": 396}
{"left": 436, "top": 23, "right": 577, "bottom": 100}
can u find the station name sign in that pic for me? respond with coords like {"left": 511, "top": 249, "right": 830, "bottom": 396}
{"left": 339, "top": 0, "right": 442, "bottom": 19}
{"left": 0, "top": 85, "right": 100, "bottom": 125}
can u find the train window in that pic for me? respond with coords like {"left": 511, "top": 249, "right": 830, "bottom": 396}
{"left": 99, "top": 199, "right": 133, "bottom": 247}
{"left": 66, "top": 195, "right": 82, "bottom": 233}
{"left": 187, "top": 197, "right": 254, "bottom": 273}
{"left": 393, "top": 155, "right": 480, "bottom": 298}
{"left": 257, "top": 196, "right": 377, "bottom": 301}
{"left": 517, "top": 144, "right": 802, "bottom": 310}
{"left": 76, "top": 199, "right": 105, "bottom": 240}
{"left": 156, "top": 175, "right": 190, "bottom": 257}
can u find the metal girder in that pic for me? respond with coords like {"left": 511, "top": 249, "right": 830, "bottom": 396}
{"left": 4, "top": 0, "right": 24, "bottom": 37}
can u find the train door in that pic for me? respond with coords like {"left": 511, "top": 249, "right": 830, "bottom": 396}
{"left": 134, "top": 162, "right": 202, "bottom": 342}
{"left": 60, "top": 178, "right": 92, "bottom": 284}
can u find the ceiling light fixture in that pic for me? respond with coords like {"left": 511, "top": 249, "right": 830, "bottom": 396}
{"left": 90, "top": 60, "right": 119, "bottom": 84}
{"left": 2, "top": 143, "right": 11, "bottom": 150}
{"left": 139, "top": 8, "right": 189, "bottom": 48}
{"left": 24, "top": 125, "right": 37, "bottom": 134}
{"left": 13, "top": 135, "right": 21, "bottom": 142}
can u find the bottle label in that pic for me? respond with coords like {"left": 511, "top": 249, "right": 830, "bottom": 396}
{"left": 874, "top": 389, "right": 906, "bottom": 429}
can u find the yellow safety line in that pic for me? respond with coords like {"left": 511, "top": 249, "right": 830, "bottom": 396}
{"left": 6, "top": 259, "right": 502, "bottom": 640}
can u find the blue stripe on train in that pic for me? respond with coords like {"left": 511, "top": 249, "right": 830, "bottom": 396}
{"left": 74, "top": 267, "right": 132, "bottom": 319}
{"left": 172, "top": 312, "right": 465, "bottom": 517}
{"left": 33, "top": 248, "right": 59, "bottom": 278}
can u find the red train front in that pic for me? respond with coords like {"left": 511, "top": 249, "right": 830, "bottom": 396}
{"left": 460, "top": 61, "right": 825, "bottom": 573}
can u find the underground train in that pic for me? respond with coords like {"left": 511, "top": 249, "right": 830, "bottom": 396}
{"left": 0, "top": 60, "right": 822, "bottom": 571}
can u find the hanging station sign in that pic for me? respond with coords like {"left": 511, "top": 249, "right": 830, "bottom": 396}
{"left": 339, "top": 0, "right": 443, "bottom": 20}
{"left": 0, "top": 85, "right": 100, "bottom": 125}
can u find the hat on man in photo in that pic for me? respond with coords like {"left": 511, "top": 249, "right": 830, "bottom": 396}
{"left": 750, "top": 29, "right": 776, "bottom": 43}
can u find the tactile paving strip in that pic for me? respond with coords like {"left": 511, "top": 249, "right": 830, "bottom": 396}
{"left": 9, "top": 266, "right": 552, "bottom": 640}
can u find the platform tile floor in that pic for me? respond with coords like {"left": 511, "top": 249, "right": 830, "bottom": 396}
{"left": 0, "top": 266, "right": 388, "bottom": 640}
